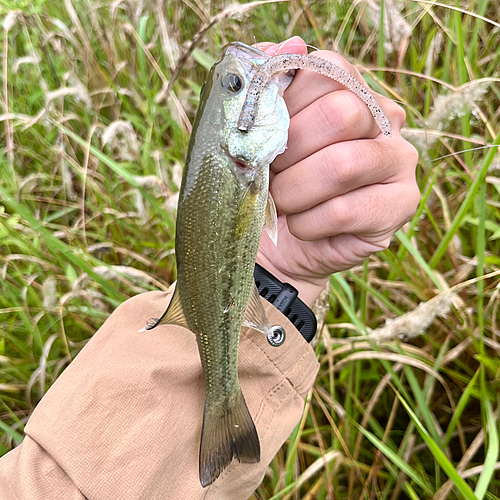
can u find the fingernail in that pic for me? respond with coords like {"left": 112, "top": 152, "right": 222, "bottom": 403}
{"left": 257, "top": 36, "right": 306, "bottom": 56}
{"left": 277, "top": 36, "right": 306, "bottom": 52}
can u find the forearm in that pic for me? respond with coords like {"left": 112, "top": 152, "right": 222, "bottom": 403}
{"left": 0, "top": 288, "right": 318, "bottom": 500}
{"left": 0, "top": 437, "right": 86, "bottom": 500}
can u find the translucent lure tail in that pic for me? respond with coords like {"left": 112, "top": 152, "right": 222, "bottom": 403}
{"left": 238, "top": 52, "right": 392, "bottom": 138}
{"left": 199, "top": 388, "right": 260, "bottom": 487}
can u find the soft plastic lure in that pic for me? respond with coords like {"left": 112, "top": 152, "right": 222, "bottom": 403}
{"left": 238, "top": 53, "right": 393, "bottom": 138}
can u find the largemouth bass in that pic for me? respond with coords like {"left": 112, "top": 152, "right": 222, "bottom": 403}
{"left": 144, "top": 43, "right": 292, "bottom": 487}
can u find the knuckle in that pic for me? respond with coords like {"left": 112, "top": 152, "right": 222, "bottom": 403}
{"left": 326, "top": 196, "right": 354, "bottom": 229}
{"left": 393, "top": 103, "right": 407, "bottom": 124}
{"left": 389, "top": 101, "right": 407, "bottom": 127}
{"left": 393, "top": 138, "right": 419, "bottom": 177}
{"left": 399, "top": 182, "right": 420, "bottom": 224}
{"left": 317, "top": 92, "right": 363, "bottom": 136}
{"left": 325, "top": 146, "right": 355, "bottom": 188}
{"left": 316, "top": 95, "right": 340, "bottom": 134}
{"left": 313, "top": 51, "right": 352, "bottom": 73}
{"left": 323, "top": 90, "right": 386, "bottom": 138}
{"left": 338, "top": 93, "right": 366, "bottom": 132}
{"left": 405, "top": 141, "right": 420, "bottom": 169}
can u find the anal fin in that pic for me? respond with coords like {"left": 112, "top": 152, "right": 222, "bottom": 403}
{"left": 138, "top": 286, "right": 189, "bottom": 332}
{"left": 242, "top": 282, "right": 273, "bottom": 336}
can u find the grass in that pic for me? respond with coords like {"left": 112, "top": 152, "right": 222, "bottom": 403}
{"left": 1, "top": 0, "right": 500, "bottom": 498}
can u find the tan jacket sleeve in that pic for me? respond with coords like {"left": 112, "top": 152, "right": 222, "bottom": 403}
{"left": 0, "top": 287, "right": 319, "bottom": 500}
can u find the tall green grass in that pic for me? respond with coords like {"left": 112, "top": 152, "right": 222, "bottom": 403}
{"left": 1, "top": 0, "right": 500, "bottom": 498}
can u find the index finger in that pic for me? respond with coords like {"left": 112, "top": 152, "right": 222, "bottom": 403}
{"left": 281, "top": 51, "right": 371, "bottom": 118}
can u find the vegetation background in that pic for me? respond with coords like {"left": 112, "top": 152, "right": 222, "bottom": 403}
{"left": 1, "top": 0, "right": 499, "bottom": 498}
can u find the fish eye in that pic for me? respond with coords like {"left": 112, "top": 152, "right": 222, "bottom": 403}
{"left": 222, "top": 73, "right": 243, "bottom": 93}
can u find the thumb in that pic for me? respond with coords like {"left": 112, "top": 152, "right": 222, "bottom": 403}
{"left": 254, "top": 36, "right": 308, "bottom": 56}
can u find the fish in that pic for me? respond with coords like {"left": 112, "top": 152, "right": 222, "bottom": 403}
{"left": 142, "top": 42, "right": 293, "bottom": 487}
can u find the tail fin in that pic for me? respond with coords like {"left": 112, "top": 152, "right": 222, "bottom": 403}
{"left": 199, "top": 388, "right": 260, "bottom": 487}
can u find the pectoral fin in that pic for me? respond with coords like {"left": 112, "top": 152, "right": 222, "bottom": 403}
{"left": 243, "top": 283, "right": 273, "bottom": 336}
{"left": 138, "top": 286, "right": 189, "bottom": 332}
{"left": 265, "top": 191, "right": 278, "bottom": 246}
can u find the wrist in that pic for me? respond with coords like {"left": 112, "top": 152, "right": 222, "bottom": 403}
{"left": 253, "top": 263, "right": 318, "bottom": 343}
{"left": 255, "top": 254, "right": 329, "bottom": 307}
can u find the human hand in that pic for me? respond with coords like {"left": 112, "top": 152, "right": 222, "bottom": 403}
{"left": 255, "top": 37, "right": 419, "bottom": 306}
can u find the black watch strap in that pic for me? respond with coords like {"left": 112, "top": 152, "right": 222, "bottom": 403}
{"left": 253, "top": 263, "right": 317, "bottom": 343}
